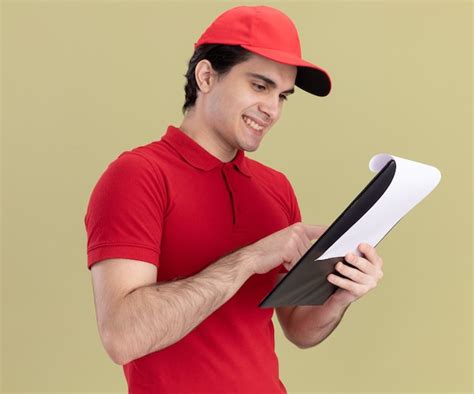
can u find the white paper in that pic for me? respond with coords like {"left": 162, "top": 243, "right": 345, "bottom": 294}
{"left": 316, "top": 153, "right": 441, "bottom": 260}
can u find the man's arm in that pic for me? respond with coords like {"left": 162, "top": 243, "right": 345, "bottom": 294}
{"left": 275, "top": 278, "right": 351, "bottom": 349}
{"left": 91, "top": 222, "right": 327, "bottom": 365}
{"left": 93, "top": 248, "right": 254, "bottom": 365}
{"left": 276, "top": 242, "right": 384, "bottom": 348}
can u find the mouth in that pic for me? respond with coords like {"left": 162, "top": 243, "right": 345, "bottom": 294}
{"left": 242, "top": 115, "right": 268, "bottom": 135}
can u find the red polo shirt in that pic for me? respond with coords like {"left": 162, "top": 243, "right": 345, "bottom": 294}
{"left": 84, "top": 125, "right": 302, "bottom": 394}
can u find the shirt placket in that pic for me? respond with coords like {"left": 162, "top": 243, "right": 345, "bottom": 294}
{"left": 221, "top": 163, "right": 240, "bottom": 229}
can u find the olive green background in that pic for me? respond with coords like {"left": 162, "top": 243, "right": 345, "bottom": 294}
{"left": 1, "top": 0, "right": 472, "bottom": 393}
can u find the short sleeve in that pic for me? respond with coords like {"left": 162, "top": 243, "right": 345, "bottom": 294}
{"left": 84, "top": 152, "right": 167, "bottom": 270}
{"left": 278, "top": 175, "right": 302, "bottom": 274}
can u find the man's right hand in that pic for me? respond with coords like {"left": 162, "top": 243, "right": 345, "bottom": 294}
{"left": 244, "top": 222, "right": 329, "bottom": 275}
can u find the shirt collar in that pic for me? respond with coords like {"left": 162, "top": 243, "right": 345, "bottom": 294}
{"left": 161, "top": 125, "right": 252, "bottom": 177}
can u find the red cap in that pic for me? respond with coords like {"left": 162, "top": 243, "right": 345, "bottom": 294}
{"left": 194, "top": 5, "right": 331, "bottom": 97}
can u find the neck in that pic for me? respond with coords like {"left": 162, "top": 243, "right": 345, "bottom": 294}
{"left": 179, "top": 110, "right": 238, "bottom": 163}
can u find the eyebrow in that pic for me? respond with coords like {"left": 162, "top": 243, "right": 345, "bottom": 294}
{"left": 245, "top": 72, "right": 295, "bottom": 95}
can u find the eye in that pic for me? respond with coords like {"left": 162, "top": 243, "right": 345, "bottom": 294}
{"left": 279, "top": 95, "right": 288, "bottom": 101}
{"left": 252, "top": 83, "right": 266, "bottom": 91}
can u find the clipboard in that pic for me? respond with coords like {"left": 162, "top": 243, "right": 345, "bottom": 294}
{"left": 259, "top": 153, "right": 441, "bottom": 308}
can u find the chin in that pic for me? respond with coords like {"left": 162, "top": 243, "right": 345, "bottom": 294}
{"left": 239, "top": 142, "right": 260, "bottom": 152}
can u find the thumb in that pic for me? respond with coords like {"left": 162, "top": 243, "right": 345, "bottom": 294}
{"left": 302, "top": 224, "right": 329, "bottom": 241}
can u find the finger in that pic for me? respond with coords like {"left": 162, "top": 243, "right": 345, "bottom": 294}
{"left": 344, "top": 253, "right": 376, "bottom": 275}
{"left": 327, "top": 273, "right": 365, "bottom": 295}
{"left": 297, "top": 236, "right": 311, "bottom": 257}
{"left": 300, "top": 228, "right": 314, "bottom": 251}
{"left": 303, "top": 224, "right": 328, "bottom": 241}
{"left": 335, "top": 261, "right": 373, "bottom": 285}
{"left": 358, "top": 243, "right": 383, "bottom": 267}
{"left": 289, "top": 237, "right": 310, "bottom": 270}
{"left": 286, "top": 226, "right": 324, "bottom": 271}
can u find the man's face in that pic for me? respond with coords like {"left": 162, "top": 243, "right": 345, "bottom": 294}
{"left": 202, "top": 53, "right": 297, "bottom": 153}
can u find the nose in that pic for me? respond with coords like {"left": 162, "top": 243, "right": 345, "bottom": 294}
{"left": 258, "top": 94, "right": 280, "bottom": 123}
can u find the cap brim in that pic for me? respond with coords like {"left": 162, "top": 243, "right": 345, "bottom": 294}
{"left": 240, "top": 44, "right": 331, "bottom": 97}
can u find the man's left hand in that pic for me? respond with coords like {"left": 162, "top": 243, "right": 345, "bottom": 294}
{"left": 327, "top": 243, "right": 384, "bottom": 307}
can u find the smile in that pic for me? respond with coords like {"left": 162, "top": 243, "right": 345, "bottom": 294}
{"left": 242, "top": 115, "right": 265, "bottom": 132}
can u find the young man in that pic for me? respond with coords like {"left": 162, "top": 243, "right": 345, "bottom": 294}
{"left": 84, "top": 5, "right": 384, "bottom": 393}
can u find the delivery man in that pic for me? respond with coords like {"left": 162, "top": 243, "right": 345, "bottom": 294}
{"left": 84, "top": 5, "right": 384, "bottom": 393}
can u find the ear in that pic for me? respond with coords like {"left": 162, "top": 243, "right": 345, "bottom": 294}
{"left": 195, "top": 60, "right": 217, "bottom": 94}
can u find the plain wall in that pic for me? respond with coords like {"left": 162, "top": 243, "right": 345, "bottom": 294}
{"left": 2, "top": 1, "right": 472, "bottom": 393}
